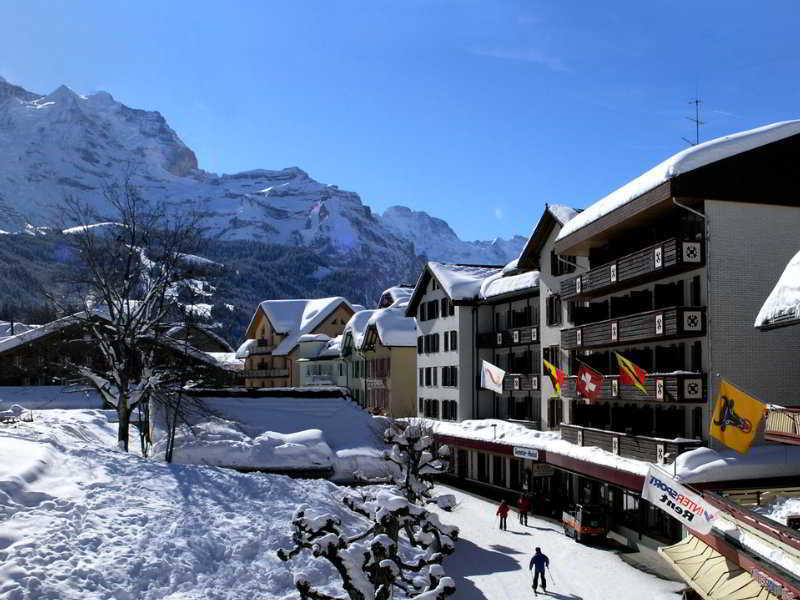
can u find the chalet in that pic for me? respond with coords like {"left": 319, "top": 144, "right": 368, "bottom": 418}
{"left": 236, "top": 297, "right": 356, "bottom": 388}
{"left": 0, "top": 313, "right": 242, "bottom": 388}
{"left": 296, "top": 335, "right": 348, "bottom": 387}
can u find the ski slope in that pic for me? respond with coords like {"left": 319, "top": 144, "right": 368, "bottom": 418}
{"left": 430, "top": 485, "right": 684, "bottom": 600}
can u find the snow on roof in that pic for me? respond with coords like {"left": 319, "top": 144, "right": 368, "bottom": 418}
{"left": 674, "top": 444, "right": 800, "bottom": 484}
{"left": 298, "top": 333, "right": 332, "bottom": 343}
{"left": 342, "top": 309, "right": 378, "bottom": 351}
{"left": 235, "top": 338, "right": 256, "bottom": 359}
{"left": 425, "top": 419, "right": 651, "bottom": 478}
{"left": 0, "top": 313, "right": 83, "bottom": 354}
{"left": 204, "top": 352, "right": 244, "bottom": 371}
{"left": 249, "top": 297, "right": 353, "bottom": 356}
{"left": 501, "top": 259, "right": 519, "bottom": 275}
{"left": 366, "top": 301, "right": 417, "bottom": 347}
{"left": 165, "top": 324, "right": 233, "bottom": 352}
{"left": 318, "top": 335, "right": 343, "bottom": 358}
{"left": 428, "top": 262, "right": 503, "bottom": 302}
{"left": 152, "top": 395, "right": 389, "bottom": 481}
{"left": 557, "top": 120, "right": 800, "bottom": 242}
{"left": 755, "top": 248, "right": 800, "bottom": 328}
{"left": 382, "top": 286, "right": 413, "bottom": 305}
{"left": 547, "top": 204, "right": 579, "bottom": 225}
{"left": 479, "top": 270, "right": 540, "bottom": 300}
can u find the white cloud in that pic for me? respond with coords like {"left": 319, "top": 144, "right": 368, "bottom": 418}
{"left": 472, "top": 47, "right": 570, "bottom": 73}
{"left": 494, "top": 207, "right": 504, "bottom": 220}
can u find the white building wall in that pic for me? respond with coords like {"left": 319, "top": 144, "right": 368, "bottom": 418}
{"left": 706, "top": 200, "right": 800, "bottom": 431}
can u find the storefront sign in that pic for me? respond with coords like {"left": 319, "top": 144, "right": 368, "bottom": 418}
{"left": 513, "top": 446, "right": 539, "bottom": 460}
{"left": 641, "top": 466, "right": 719, "bottom": 534}
{"left": 530, "top": 464, "right": 554, "bottom": 477}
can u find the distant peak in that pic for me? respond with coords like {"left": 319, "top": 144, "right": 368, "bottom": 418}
{"left": 87, "top": 90, "right": 115, "bottom": 104}
{"left": 45, "top": 84, "right": 79, "bottom": 102}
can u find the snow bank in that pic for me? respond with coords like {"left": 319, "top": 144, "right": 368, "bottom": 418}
{"left": 0, "top": 386, "right": 104, "bottom": 410}
{"left": 755, "top": 247, "right": 800, "bottom": 327}
{"left": 557, "top": 120, "right": 800, "bottom": 242}
{"left": 675, "top": 444, "right": 800, "bottom": 484}
{"left": 0, "top": 408, "right": 370, "bottom": 600}
{"left": 713, "top": 516, "right": 800, "bottom": 577}
{"left": 153, "top": 395, "right": 390, "bottom": 481}
{"left": 428, "top": 262, "right": 502, "bottom": 302}
{"left": 755, "top": 495, "right": 800, "bottom": 526}
{"left": 425, "top": 418, "right": 652, "bottom": 477}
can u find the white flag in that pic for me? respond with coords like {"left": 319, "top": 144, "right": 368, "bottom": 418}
{"left": 480, "top": 360, "right": 506, "bottom": 394}
{"left": 641, "top": 466, "right": 719, "bottom": 534}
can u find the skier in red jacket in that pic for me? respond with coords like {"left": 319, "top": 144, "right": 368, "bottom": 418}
{"left": 517, "top": 494, "right": 531, "bottom": 526}
{"left": 496, "top": 499, "right": 510, "bottom": 530}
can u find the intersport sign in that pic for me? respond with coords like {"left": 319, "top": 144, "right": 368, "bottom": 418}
{"left": 641, "top": 466, "right": 719, "bottom": 534}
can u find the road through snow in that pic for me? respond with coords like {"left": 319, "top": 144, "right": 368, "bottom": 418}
{"left": 431, "top": 486, "right": 684, "bottom": 600}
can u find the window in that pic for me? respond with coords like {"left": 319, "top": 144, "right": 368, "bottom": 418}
{"left": 444, "top": 331, "right": 449, "bottom": 351}
{"left": 551, "top": 250, "right": 576, "bottom": 276}
{"left": 449, "top": 301, "right": 455, "bottom": 317}
{"left": 477, "top": 453, "right": 488, "bottom": 482}
{"left": 433, "top": 333, "right": 440, "bottom": 352}
{"left": 543, "top": 345, "right": 560, "bottom": 369}
{"left": 425, "top": 367, "right": 432, "bottom": 386}
{"left": 417, "top": 336, "right": 423, "bottom": 354}
{"left": 451, "top": 401, "right": 458, "bottom": 420}
{"left": 424, "top": 335, "right": 430, "bottom": 353}
{"left": 420, "top": 303, "right": 427, "bottom": 321}
{"left": 547, "top": 397, "right": 563, "bottom": 429}
{"left": 691, "top": 276, "right": 702, "bottom": 307}
{"left": 546, "top": 294, "right": 562, "bottom": 326}
{"left": 492, "top": 455, "right": 505, "bottom": 486}
{"left": 442, "top": 366, "right": 449, "bottom": 387}
{"left": 419, "top": 368, "right": 424, "bottom": 386}
{"left": 441, "top": 298, "right": 448, "bottom": 318}
{"left": 442, "top": 401, "right": 450, "bottom": 420}
{"left": 428, "top": 300, "right": 439, "bottom": 320}
{"left": 419, "top": 397, "right": 424, "bottom": 413}
{"left": 450, "top": 330, "right": 457, "bottom": 351}
{"left": 432, "top": 367, "right": 438, "bottom": 386}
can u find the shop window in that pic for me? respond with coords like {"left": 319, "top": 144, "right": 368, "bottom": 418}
{"left": 477, "top": 453, "right": 488, "bottom": 482}
{"left": 492, "top": 455, "right": 505, "bottom": 487}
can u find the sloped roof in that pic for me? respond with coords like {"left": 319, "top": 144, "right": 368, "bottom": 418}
{"left": 755, "top": 248, "right": 800, "bottom": 329}
{"left": 405, "top": 262, "right": 503, "bottom": 316}
{"left": 557, "top": 120, "right": 800, "bottom": 244}
{"left": 479, "top": 270, "right": 540, "bottom": 300}
{"left": 517, "top": 204, "right": 581, "bottom": 270}
{"left": 365, "top": 300, "right": 417, "bottom": 348}
{"left": 244, "top": 297, "right": 354, "bottom": 356}
{"left": 341, "top": 309, "right": 378, "bottom": 354}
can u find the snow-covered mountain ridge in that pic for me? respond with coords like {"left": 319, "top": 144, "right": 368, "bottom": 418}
{"left": 0, "top": 76, "right": 523, "bottom": 265}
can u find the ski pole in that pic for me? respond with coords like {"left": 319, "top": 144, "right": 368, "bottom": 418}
{"left": 547, "top": 565, "right": 555, "bottom": 585}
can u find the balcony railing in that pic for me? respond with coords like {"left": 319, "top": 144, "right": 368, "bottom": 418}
{"left": 502, "top": 373, "right": 541, "bottom": 393}
{"left": 560, "top": 238, "right": 704, "bottom": 301}
{"left": 564, "top": 373, "right": 706, "bottom": 403}
{"left": 561, "top": 307, "right": 706, "bottom": 350}
{"left": 561, "top": 424, "right": 704, "bottom": 464}
{"left": 249, "top": 341, "right": 277, "bottom": 355}
{"left": 243, "top": 368, "right": 289, "bottom": 378}
{"left": 477, "top": 325, "right": 540, "bottom": 348}
{"left": 765, "top": 407, "right": 800, "bottom": 445}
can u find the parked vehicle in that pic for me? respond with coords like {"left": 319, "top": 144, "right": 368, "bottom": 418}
{"left": 562, "top": 504, "right": 608, "bottom": 543}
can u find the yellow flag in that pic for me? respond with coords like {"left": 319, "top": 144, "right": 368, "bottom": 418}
{"left": 543, "top": 359, "right": 564, "bottom": 395}
{"left": 710, "top": 379, "right": 766, "bottom": 454}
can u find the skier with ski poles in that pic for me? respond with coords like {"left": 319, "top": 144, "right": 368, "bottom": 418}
{"left": 529, "top": 546, "right": 550, "bottom": 595}
{"left": 517, "top": 493, "right": 531, "bottom": 526}
{"left": 496, "top": 499, "right": 510, "bottom": 531}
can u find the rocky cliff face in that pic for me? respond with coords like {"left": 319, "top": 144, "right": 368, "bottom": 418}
{"left": 0, "top": 77, "right": 523, "bottom": 308}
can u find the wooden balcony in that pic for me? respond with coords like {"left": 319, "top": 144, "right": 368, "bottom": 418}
{"left": 249, "top": 341, "right": 277, "bottom": 355}
{"left": 561, "top": 424, "right": 704, "bottom": 464}
{"left": 765, "top": 407, "right": 800, "bottom": 445}
{"left": 561, "top": 307, "right": 706, "bottom": 350}
{"left": 243, "top": 368, "right": 289, "bottom": 378}
{"left": 564, "top": 373, "right": 706, "bottom": 403}
{"left": 560, "top": 238, "right": 704, "bottom": 301}
{"left": 477, "top": 325, "right": 540, "bottom": 348}
{"left": 502, "top": 373, "right": 541, "bottom": 393}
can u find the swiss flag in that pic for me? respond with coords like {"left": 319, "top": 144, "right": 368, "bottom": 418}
{"left": 577, "top": 364, "right": 604, "bottom": 402}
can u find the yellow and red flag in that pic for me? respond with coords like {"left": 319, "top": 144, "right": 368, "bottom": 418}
{"left": 543, "top": 359, "right": 565, "bottom": 395}
{"left": 710, "top": 379, "right": 766, "bottom": 454}
{"left": 615, "top": 352, "right": 648, "bottom": 395}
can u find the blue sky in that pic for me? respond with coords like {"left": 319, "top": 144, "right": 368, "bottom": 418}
{"left": 1, "top": 1, "right": 799, "bottom": 241}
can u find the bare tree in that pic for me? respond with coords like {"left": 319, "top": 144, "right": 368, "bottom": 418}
{"left": 52, "top": 177, "right": 208, "bottom": 451}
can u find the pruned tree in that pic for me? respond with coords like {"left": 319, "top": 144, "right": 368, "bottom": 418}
{"left": 50, "top": 177, "right": 212, "bottom": 452}
{"left": 383, "top": 422, "right": 452, "bottom": 507}
{"left": 278, "top": 494, "right": 457, "bottom": 600}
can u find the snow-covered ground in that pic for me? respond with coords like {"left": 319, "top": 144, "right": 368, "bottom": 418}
{"left": 430, "top": 485, "right": 684, "bottom": 600}
{"left": 0, "top": 409, "right": 371, "bottom": 599}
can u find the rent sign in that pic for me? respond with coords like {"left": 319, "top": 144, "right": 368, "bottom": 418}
{"left": 641, "top": 466, "right": 719, "bottom": 534}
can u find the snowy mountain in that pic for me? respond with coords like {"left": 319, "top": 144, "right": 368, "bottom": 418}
{"left": 380, "top": 206, "right": 525, "bottom": 265}
{"left": 0, "top": 76, "right": 521, "bottom": 263}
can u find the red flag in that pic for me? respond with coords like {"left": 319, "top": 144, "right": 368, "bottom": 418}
{"left": 616, "top": 352, "right": 648, "bottom": 395}
{"left": 576, "top": 364, "right": 604, "bottom": 402}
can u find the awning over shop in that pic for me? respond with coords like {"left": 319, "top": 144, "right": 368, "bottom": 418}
{"left": 659, "top": 535, "right": 779, "bottom": 600}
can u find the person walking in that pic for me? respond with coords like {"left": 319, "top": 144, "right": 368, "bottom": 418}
{"left": 529, "top": 547, "right": 550, "bottom": 595}
{"left": 517, "top": 493, "right": 530, "bottom": 526}
{"left": 496, "top": 499, "right": 510, "bottom": 531}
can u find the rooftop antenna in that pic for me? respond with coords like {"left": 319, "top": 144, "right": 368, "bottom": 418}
{"left": 682, "top": 98, "right": 704, "bottom": 146}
